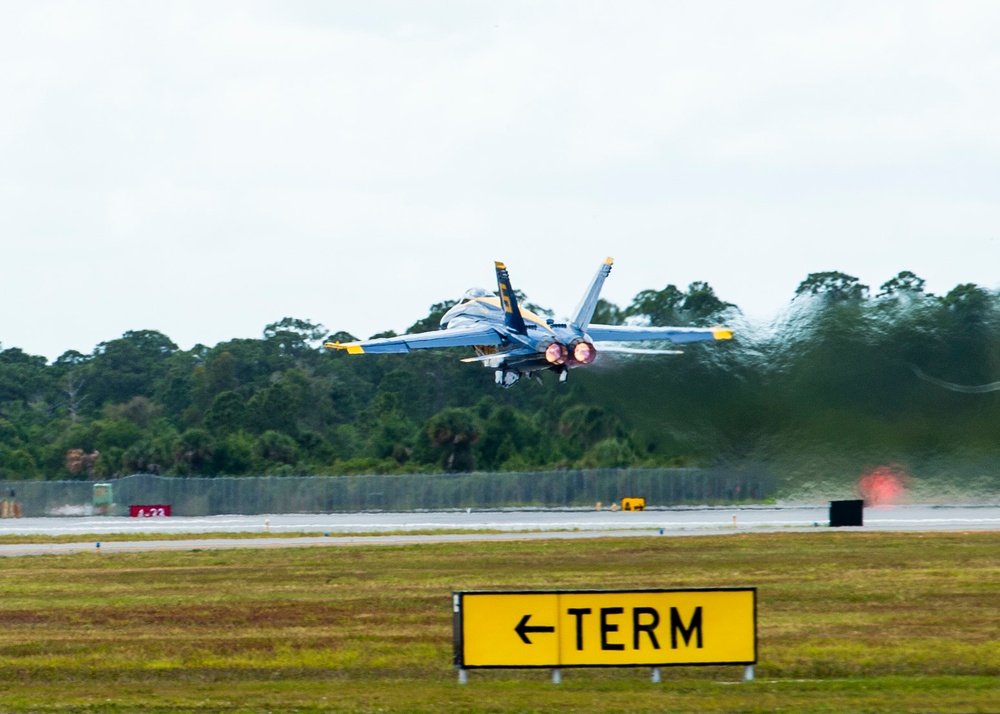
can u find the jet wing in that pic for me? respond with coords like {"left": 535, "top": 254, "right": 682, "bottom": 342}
{"left": 324, "top": 324, "right": 505, "bottom": 355}
{"left": 587, "top": 325, "right": 733, "bottom": 344}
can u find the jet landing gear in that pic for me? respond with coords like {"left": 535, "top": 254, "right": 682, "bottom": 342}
{"left": 496, "top": 368, "right": 568, "bottom": 387}
{"left": 495, "top": 370, "right": 520, "bottom": 388}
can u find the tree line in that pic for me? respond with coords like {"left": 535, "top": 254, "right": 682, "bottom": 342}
{"left": 0, "top": 271, "right": 998, "bottom": 482}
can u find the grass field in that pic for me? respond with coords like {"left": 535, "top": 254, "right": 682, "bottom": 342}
{"left": 0, "top": 531, "right": 998, "bottom": 713}
{"left": 0, "top": 529, "right": 512, "bottom": 545}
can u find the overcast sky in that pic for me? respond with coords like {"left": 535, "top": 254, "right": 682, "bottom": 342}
{"left": 2, "top": 1, "right": 999, "bottom": 360}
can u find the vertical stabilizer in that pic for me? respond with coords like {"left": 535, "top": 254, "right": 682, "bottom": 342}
{"left": 571, "top": 257, "right": 614, "bottom": 328}
{"left": 494, "top": 261, "right": 528, "bottom": 334}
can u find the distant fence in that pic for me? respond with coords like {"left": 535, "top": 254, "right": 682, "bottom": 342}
{"left": 0, "top": 467, "right": 776, "bottom": 518}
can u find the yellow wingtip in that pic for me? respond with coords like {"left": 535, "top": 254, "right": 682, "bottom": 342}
{"left": 712, "top": 328, "right": 733, "bottom": 341}
{"left": 605, "top": 256, "right": 614, "bottom": 265}
{"left": 323, "top": 341, "right": 365, "bottom": 354}
{"left": 495, "top": 260, "right": 506, "bottom": 270}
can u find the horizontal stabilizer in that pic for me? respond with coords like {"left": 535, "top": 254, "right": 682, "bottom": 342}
{"left": 586, "top": 325, "right": 732, "bottom": 344}
{"left": 460, "top": 348, "right": 534, "bottom": 363}
{"left": 595, "top": 345, "right": 684, "bottom": 355}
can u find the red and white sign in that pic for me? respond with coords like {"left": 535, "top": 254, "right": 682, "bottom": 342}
{"left": 130, "top": 505, "right": 171, "bottom": 517}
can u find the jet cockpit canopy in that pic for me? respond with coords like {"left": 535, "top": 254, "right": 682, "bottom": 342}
{"left": 462, "top": 287, "right": 495, "bottom": 301}
{"left": 441, "top": 288, "right": 501, "bottom": 328}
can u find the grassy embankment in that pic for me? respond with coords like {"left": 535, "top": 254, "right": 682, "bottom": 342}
{"left": 0, "top": 531, "right": 997, "bottom": 713}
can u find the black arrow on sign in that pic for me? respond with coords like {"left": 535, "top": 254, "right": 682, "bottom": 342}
{"left": 515, "top": 614, "right": 555, "bottom": 644}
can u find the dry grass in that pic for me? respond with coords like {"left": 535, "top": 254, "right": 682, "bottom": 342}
{"left": 0, "top": 531, "right": 997, "bottom": 712}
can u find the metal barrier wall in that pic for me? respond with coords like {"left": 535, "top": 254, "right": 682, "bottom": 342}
{"left": 0, "top": 467, "right": 775, "bottom": 517}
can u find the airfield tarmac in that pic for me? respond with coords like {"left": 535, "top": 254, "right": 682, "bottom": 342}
{"left": 1, "top": 504, "right": 998, "bottom": 556}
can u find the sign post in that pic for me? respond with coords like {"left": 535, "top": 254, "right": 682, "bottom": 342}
{"left": 454, "top": 588, "right": 756, "bottom": 683}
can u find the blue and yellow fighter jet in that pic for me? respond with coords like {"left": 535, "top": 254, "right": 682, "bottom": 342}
{"left": 324, "top": 258, "right": 733, "bottom": 387}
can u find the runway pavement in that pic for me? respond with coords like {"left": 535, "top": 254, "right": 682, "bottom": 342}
{"left": 0, "top": 504, "right": 997, "bottom": 557}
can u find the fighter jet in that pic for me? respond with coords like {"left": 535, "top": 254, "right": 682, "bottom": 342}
{"left": 324, "top": 258, "right": 733, "bottom": 387}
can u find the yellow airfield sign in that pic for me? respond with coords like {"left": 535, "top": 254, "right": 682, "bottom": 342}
{"left": 453, "top": 588, "right": 756, "bottom": 668}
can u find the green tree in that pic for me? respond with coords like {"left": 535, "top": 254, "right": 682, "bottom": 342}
{"left": 122, "top": 439, "right": 169, "bottom": 474}
{"left": 0, "top": 447, "right": 41, "bottom": 479}
{"left": 477, "top": 406, "right": 541, "bottom": 470}
{"left": 625, "top": 284, "right": 684, "bottom": 326}
{"left": 579, "top": 437, "right": 637, "bottom": 468}
{"left": 94, "top": 418, "right": 145, "bottom": 452}
{"left": 246, "top": 383, "right": 297, "bottom": 434}
{"left": 263, "top": 318, "right": 326, "bottom": 357}
{"left": 87, "top": 330, "right": 178, "bottom": 408}
{"left": 174, "top": 428, "right": 215, "bottom": 475}
{"left": 681, "top": 282, "right": 733, "bottom": 325}
{"left": 557, "top": 404, "right": 624, "bottom": 459}
{"left": 426, "top": 407, "right": 480, "bottom": 472}
{"left": 877, "top": 271, "right": 927, "bottom": 298}
{"left": 0, "top": 347, "right": 52, "bottom": 404}
{"left": 153, "top": 351, "right": 200, "bottom": 420}
{"left": 255, "top": 430, "right": 298, "bottom": 466}
{"left": 325, "top": 330, "right": 358, "bottom": 345}
{"left": 104, "top": 396, "right": 161, "bottom": 429}
{"left": 591, "top": 298, "right": 625, "bottom": 325}
{"left": 212, "top": 432, "right": 255, "bottom": 475}
{"left": 206, "top": 351, "right": 239, "bottom": 395}
{"left": 204, "top": 391, "right": 247, "bottom": 435}
{"left": 406, "top": 301, "right": 459, "bottom": 334}
{"left": 361, "top": 393, "right": 418, "bottom": 464}
{"left": 795, "top": 271, "right": 868, "bottom": 301}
